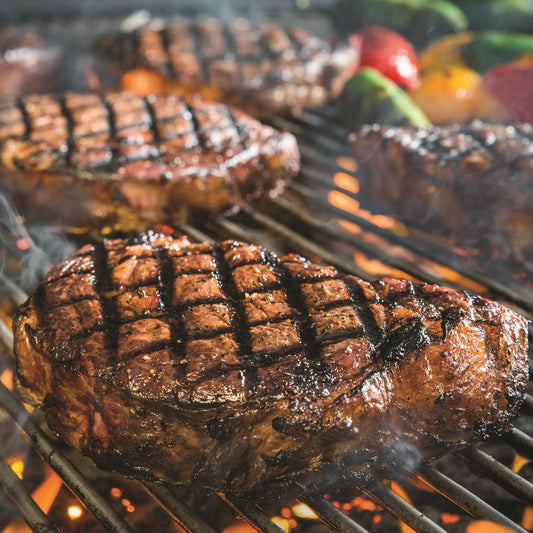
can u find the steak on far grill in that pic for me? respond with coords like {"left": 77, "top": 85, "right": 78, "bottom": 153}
{"left": 13, "top": 232, "right": 528, "bottom": 494}
{"left": 0, "top": 91, "right": 299, "bottom": 228}
{"left": 349, "top": 121, "right": 533, "bottom": 271}
{"left": 0, "top": 26, "right": 61, "bottom": 100}
{"left": 100, "top": 17, "right": 358, "bottom": 117}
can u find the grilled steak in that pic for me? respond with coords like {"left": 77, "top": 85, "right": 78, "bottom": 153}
{"left": 0, "top": 27, "right": 61, "bottom": 100}
{"left": 100, "top": 18, "right": 358, "bottom": 116}
{"left": 0, "top": 91, "right": 299, "bottom": 227}
{"left": 350, "top": 121, "right": 533, "bottom": 271}
{"left": 13, "top": 232, "right": 528, "bottom": 493}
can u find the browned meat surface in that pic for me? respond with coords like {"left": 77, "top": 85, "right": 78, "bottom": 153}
{"left": 0, "top": 91, "right": 299, "bottom": 227}
{"left": 101, "top": 18, "right": 358, "bottom": 116}
{"left": 14, "top": 233, "right": 528, "bottom": 494}
{"left": 0, "top": 26, "right": 61, "bottom": 100}
{"left": 350, "top": 121, "right": 533, "bottom": 271}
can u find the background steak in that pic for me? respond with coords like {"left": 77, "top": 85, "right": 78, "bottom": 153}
{"left": 101, "top": 17, "right": 359, "bottom": 116}
{"left": 0, "top": 91, "right": 299, "bottom": 227}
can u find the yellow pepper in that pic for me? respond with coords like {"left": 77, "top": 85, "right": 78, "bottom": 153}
{"left": 409, "top": 64, "right": 482, "bottom": 124}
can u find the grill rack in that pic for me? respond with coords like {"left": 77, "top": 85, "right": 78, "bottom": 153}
{"left": 1, "top": 0, "right": 533, "bottom": 528}
{"left": 0, "top": 106, "right": 533, "bottom": 533}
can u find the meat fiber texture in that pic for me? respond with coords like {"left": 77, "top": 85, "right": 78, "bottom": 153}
{"left": 350, "top": 121, "right": 533, "bottom": 271}
{"left": 0, "top": 91, "right": 299, "bottom": 228}
{"left": 14, "top": 232, "right": 528, "bottom": 495}
{"left": 101, "top": 17, "right": 359, "bottom": 117}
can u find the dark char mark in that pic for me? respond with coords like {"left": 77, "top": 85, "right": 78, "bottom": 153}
{"left": 91, "top": 241, "right": 120, "bottom": 350}
{"left": 154, "top": 247, "right": 186, "bottom": 362}
{"left": 380, "top": 319, "right": 431, "bottom": 364}
{"left": 269, "top": 254, "right": 321, "bottom": 363}
{"left": 212, "top": 242, "right": 252, "bottom": 359}
{"left": 342, "top": 275, "right": 384, "bottom": 349}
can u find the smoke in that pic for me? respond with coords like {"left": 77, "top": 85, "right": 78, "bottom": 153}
{"left": 0, "top": 194, "right": 75, "bottom": 293}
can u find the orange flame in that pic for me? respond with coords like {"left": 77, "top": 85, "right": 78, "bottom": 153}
{"left": 390, "top": 482, "right": 416, "bottom": 533}
{"left": 337, "top": 156, "right": 358, "bottom": 173}
{"left": 3, "top": 467, "right": 63, "bottom": 533}
{"left": 522, "top": 507, "right": 533, "bottom": 530}
{"left": 441, "top": 513, "right": 461, "bottom": 524}
{"left": 1, "top": 368, "right": 14, "bottom": 390}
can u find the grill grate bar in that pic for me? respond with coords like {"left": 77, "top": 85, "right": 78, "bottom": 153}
{"left": 504, "top": 427, "right": 533, "bottom": 459}
{"left": 457, "top": 447, "right": 533, "bottom": 504}
{"left": 0, "top": 377, "right": 135, "bottom": 533}
{"left": 272, "top": 191, "right": 455, "bottom": 287}
{"left": 417, "top": 464, "right": 527, "bottom": 532}
{"left": 217, "top": 491, "right": 286, "bottom": 532}
{"left": 361, "top": 480, "right": 447, "bottom": 533}
{"left": 300, "top": 493, "right": 371, "bottom": 533}
{"left": 287, "top": 180, "right": 533, "bottom": 313}
{"left": 232, "top": 208, "right": 369, "bottom": 278}
{"left": 1, "top": 455, "right": 60, "bottom": 533}
{"left": 141, "top": 483, "right": 217, "bottom": 533}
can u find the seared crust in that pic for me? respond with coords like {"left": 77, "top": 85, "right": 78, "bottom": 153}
{"left": 350, "top": 121, "right": 533, "bottom": 268}
{"left": 14, "top": 233, "right": 529, "bottom": 493}
{"left": 0, "top": 91, "right": 300, "bottom": 226}
{"left": 102, "top": 18, "right": 358, "bottom": 116}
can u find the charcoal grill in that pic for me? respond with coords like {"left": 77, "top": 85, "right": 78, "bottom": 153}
{"left": 1, "top": 1, "right": 533, "bottom": 531}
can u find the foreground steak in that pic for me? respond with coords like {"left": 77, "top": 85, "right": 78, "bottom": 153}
{"left": 101, "top": 18, "right": 358, "bottom": 116}
{"left": 350, "top": 121, "right": 533, "bottom": 270}
{"left": 0, "top": 91, "right": 299, "bottom": 226}
{"left": 14, "top": 233, "right": 528, "bottom": 494}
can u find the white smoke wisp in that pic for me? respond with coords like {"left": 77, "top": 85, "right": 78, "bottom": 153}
{"left": 0, "top": 194, "right": 75, "bottom": 293}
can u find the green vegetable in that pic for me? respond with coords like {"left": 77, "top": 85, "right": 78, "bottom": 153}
{"left": 454, "top": 0, "right": 533, "bottom": 32}
{"left": 338, "top": 68, "right": 431, "bottom": 128}
{"left": 334, "top": 0, "right": 469, "bottom": 48}
{"left": 461, "top": 31, "right": 533, "bottom": 72}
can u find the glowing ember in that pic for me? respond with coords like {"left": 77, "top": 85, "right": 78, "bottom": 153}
{"left": 67, "top": 505, "right": 83, "bottom": 520}
{"left": 522, "top": 506, "right": 533, "bottom": 530}
{"left": 337, "top": 156, "right": 358, "bottom": 173}
{"left": 465, "top": 521, "right": 518, "bottom": 533}
{"left": 334, "top": 172, "right": 359, "bottom": 194}
{"left": 441, "top": 513, "right": 461, "bottom": 524}
{"left": 511, "top": 453, "right": 530, "bottom": 474}
{"left": 291, "top": 502, "right": 317, "bottom": 519}
{"left": 328, "top": 190, "right": 361, "bottom": 215}
{"left": 110, "top": 487, "right": 122, "bottom": 498}
{"left": 7, "top": 456, "right": 24, "bottom": 479}
{"left": 221, "top": 521, "right": 256, "bottom": 533}
{"left": 15, "top": 238, "right": 31, "bottom": 251}
{"left": 1, "top": 368, "right": 14, "bottom": 390}
{"left": 271, "top": 517, "right": 291, "bottom": 532}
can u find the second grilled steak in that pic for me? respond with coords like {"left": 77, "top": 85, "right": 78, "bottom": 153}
{"left": 14, "top": 232, "right": 528, "bottom": 494}
{"left": 350, "top": 121, "right": 533, "bottom": 272}
{"left": 101, "top": 17, "right": 358, "bottom": 116}
{"left": 0, "top": 91, "right": 299, "bottom": 227}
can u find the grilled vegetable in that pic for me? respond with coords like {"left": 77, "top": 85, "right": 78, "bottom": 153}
{"left": 14, "top": 233, "right": 528, "bottom": 494}
{"left": 420, "top": 31, "right": 533, "bottom": 73}
{"left": 338, "top": 67, "right": 430, "bottom": 128}
{"left": 334, "top": 0, "right": 469, "bottom": 47}
{"left": 482, "top": 59, "right": 533, "bottom": 122}
{"left": 409, "top": 64, "right": 482, "bottom": 123}
{"left": 461, "top": 31, "right": 533, "bottom": 72}
{"left": 455, "top": 0, "right": 533, "bottom": 32}
{"left": 354, "top": 25, "right": 420, "bottom": 88}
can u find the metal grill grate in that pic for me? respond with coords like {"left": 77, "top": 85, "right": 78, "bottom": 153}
{"left": 0, "top": 3, "right": 533, "bottom": 531}
{"left": 1, "top": 104, "right": 533, "bottom": 532}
